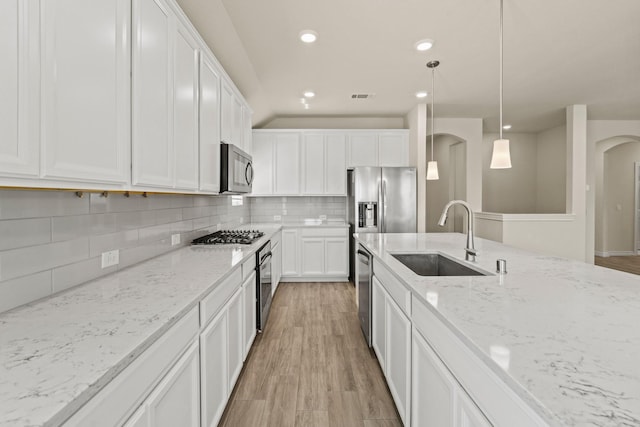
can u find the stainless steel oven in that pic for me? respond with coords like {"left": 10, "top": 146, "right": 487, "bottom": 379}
{"left": 256, "top": 241, "right": 272, "bottom": 332}
{"left": 220, "top": 143, "right": 253, "bottom": 194}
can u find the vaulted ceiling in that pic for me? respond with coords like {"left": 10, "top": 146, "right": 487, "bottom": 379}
{"left": 177, "top": 0, "right": 640, "bottom": 132}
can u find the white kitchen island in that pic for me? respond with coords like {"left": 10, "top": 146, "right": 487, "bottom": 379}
{"left": 355, "top": 232, "right": 640, "bottom": 427}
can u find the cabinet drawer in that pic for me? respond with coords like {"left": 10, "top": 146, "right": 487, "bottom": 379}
{"left": 300, "top": 227, "right": 347, "bottom": 237}
{"left": 373, "top": 261, "right": 411, "bottom": 316}
{"left": 200, "top": 268, "right": 242, "bottom": 327}
{"left": 65, "top": 306, "right": 199, "bottom": 426}
{"left": 242, "top": 256, "right": 256, "bottom": 281}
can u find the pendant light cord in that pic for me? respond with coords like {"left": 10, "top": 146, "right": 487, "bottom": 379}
{"left": 499, "top": 0, "right": 504, "bottom": 140}
{"left": 431, "top": 65, "right": 435, "bottom": 160}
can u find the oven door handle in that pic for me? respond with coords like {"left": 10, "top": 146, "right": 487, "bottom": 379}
{"left": 260, "top": 251, "right": 273, "bottom": 266}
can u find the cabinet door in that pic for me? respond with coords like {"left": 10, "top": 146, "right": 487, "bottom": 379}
{"left": 274, "top": 133, "right": 300, "bottom": 195}
{"left": 281, "top": 228, "right": 299, "bottom": 276}
{"left": 325, "top": 134, "right": 347, "bottom": 195}
{"left": 200, "top": 309, "right": 228, "bottom": 427}
{"left": 371, "top": 276, "right": 386, "bottom": 371}
{"left": 271, "top": 241, "right": 282, "bottom": 294}
{"left": 0, "top": 0, "right": 39, "bottom": 178}
{"left": 348, "top": 133, "right": 378, "bottom": 167}
{"left": 251, "top": 132, "right": 274, "bottom": 195}
{"left": 300, "top": 238, "right": 324, "bottom": 276}
{"left": 242, "top": 272, "right": 257, "bottom": 359}
{"left": 227, "top": 288, "right": 244, "bottom": 391}
{"left": 147, "top": 341, "right": 200, "bottom": 427}
{"left": 385, "top": 295, "right": 411, "bottom": 425}
{"left": 412, "top": 328, "right": 456, "bottom": 427}
{"left": 199, "top": 54, "right": 220, "bottom": 192}
{"left": 302, "top": 134, "right": 325, "bottom": 194}
{"left": 132, "top": 0, "right": 173, "bottom": 187}
{"left": 232, "top": 96, "right": 243, "bottom": 149}
{"left": 41, "top": 0, "right": 130, "bottom": 183}
{"left": 173, "top": 22, "right": 199, "bottom": 190}
{"left": 379, "top": 132, "right": 408, "bottom": 167}
{"left": 325, "top": 237, "right": 348, "bottom": 276}
{"left": 220, "top": 80, "right": 234, "bottom": 145}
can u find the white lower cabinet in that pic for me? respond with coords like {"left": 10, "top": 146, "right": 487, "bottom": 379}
{"left": 371, "top": 274, "right": 411, "bottom": 425}
{"left": 227, "top": 288, "right": 244, "bottom": 392}
{"left": 282, "top": 227, "right": 348, "bottom": 281}
{"left": 200, "top": 305, "right": 228, "bottom": 427}
{"left": 411, "top": 328, "right": 491, "bottom": 427}
{"left": 242, "top": 271, "right": 257, "bottom": 360}
{"left": 146, "top": 341, "right": 200, "bottom": 427}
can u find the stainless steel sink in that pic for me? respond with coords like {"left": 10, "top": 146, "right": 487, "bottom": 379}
{"left": 391, "top": 253, "right": 489, "bottom": 276}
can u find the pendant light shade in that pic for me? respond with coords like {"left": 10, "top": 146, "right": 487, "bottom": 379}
{"left": 490, "top": 0, "right": 512, "bottom": 169}
{"left": 490, "top": 139, "right": 512, "bottom": 168}
{"left": 427, "top": 161, "right": 440, "bottom": 180}
{"left": 426, "top": 60, "right": 440, "bottom": 181}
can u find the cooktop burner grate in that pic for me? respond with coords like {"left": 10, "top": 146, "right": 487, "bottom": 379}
{"left": 192, "top": 230, "right": 264, "bottom": 245}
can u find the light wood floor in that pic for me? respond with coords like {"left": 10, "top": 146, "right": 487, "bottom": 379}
{"left": 595, "top": 255, "right": 640, "bottom": 276}
{"left": 219, "top": 282, "right": 402, "bottom": 427}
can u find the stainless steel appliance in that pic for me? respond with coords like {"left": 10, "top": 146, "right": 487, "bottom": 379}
{"left": 192, "top": 230, "right": 264, "bottom": 245}
{"left": 220, "top": 143, "right": 253, "bottom": 194}
{"left": 256, "top": 241, "right": 272, "bottom": 332}
{"left": 356, "top": 244, "right": 373, "bottom": 346}
{"left": 347, "top": 167, "right": 417, "bottom": 281}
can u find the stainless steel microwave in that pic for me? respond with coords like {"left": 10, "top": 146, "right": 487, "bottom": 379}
{"left": 220, "top": 143, "right": 253, "bottom": 194}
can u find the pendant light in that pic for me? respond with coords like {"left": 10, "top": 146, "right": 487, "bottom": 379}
{"left": 490, "top": 0, "right": 512, "bottom": 169}
{"left": 426, "top": 60, "right": 440, "bottom": 180}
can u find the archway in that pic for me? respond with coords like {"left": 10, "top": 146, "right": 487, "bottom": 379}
{"left": 595, "top": 136, "right": 640, "bottom": 257}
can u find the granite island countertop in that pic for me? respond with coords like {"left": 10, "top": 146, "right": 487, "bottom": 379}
{"left": 355, "top": 232, "right": 640, "bottom": 427}
{"left": 0, "top": 225, "right": 282, "bottom": 427}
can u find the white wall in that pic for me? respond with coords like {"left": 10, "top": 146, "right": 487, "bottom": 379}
{"left": 536, "top": 125, "right": 566, "bottom": 213}
{"left": 260, "top": 116, "right": 405, "bottom": 129}
{"left": 482, "top": 133, "right": 538, "bottom": 213}
{"left": 603, "top": 141, "right": 640, "bottom": 254}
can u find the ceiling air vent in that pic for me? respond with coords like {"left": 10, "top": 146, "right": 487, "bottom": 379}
{"left": 351, "top": 93, "right": 376, "bottom": 99}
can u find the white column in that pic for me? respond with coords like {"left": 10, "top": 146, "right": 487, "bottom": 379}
{"left": 406, "top": 104, "right": 428, "bottom": 232}
{"left": 566, "top": 105, "right": 588, "bottom": 261}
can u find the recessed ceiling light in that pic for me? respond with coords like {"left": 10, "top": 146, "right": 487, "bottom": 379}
{"left": 415, "top": 91, "right": 428, "bottom": 98}
{"left": 303, "top": 91, "right": 315, "bottom": 98}
{"left": 414, "top": 39, "right": 435, "bottom": 52}
{"left": 299, "top": 30, "right": 318, "bottom": 43}
{"left": 503, "top": 124, "right": 512, "bottom": 130}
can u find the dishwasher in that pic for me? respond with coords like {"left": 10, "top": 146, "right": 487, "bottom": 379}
{"left": 356, "top": 244, "right": 373, "bottom": 347}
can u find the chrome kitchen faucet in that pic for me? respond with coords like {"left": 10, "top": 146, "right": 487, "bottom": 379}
{"left": 437, "top": 200, "right": 477, "bottom": 262}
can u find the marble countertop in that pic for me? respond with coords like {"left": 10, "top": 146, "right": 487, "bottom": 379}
{"left": 355, "top": 232, "right": 640, "bottom": 427}
{"left": 0, "top": 225, "right": 282, "bottom": 427}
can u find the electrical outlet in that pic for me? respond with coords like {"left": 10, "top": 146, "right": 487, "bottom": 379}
{"left": 274, "top": 215, "right": 281, "bottom": 221}
{"left": 101, "top": 250, "right": 119, "bottom": 269}
{"left": 319, "top": 215, "right": 327, "bottom": 220}
{"left": 171, "top": 234, "right": 180, "bottom": 246}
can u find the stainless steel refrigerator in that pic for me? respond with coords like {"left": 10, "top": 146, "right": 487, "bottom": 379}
{"left": 347, "top": 167, "right": 417, "bottom": 346}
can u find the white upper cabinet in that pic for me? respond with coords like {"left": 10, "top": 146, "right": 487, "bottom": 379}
{"left": 221, "top": 79, "right": 251, "bottom": 154}
{"left": 251, "top": 132, "right": 274, "bottom": 195}
{"left": 242, "top": 105, "right": 253, "bottom": 155}
{"left": 347, "top": 131, "right": 409, "bottom": 168}
{"left": 198, "top": 53, "right": 221, "bottom": 193}
{"left": 173, "top": 21, "right": 199, "bottom": 190}
{"left": 302, "top": 133, "right": 346, "bottom": 195}
{"left": 348, "top": 133, "right": 378, "bottom": 167}
{"left": 220, "top": 80, "right": 234, "bottom": 145}
{"left": 41, "top": 0, "right": 130, "bottom": 183}
{"left": 132, "top": 0, "right": 173, "bottom": 187}
{"left": 274, "top": 133, "right": 301, "bottom": 195}
{"left": 378, "top": 132, "right": 409, "bottom": 167}
{"left": 0, "top": 0, "right": 39, "bottom": 178}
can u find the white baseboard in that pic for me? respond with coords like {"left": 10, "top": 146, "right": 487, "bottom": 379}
{"left": 595, "top": 251, "right": 636, "bottom": 258}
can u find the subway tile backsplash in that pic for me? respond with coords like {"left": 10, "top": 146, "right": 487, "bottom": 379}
{"left": 0, "top": 190, "right": 250, "bottom": 313}
{"left": 250, "top": 196, "right": 346, "bottom": 223}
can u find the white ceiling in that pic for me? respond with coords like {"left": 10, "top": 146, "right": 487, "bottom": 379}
{"left": 178, "top": 0, "right": 640, "bottom": 132}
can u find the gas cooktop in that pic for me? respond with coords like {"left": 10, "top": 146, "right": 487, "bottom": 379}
{"left": 192, "top": 230, "right": 264, "bottom": 245}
